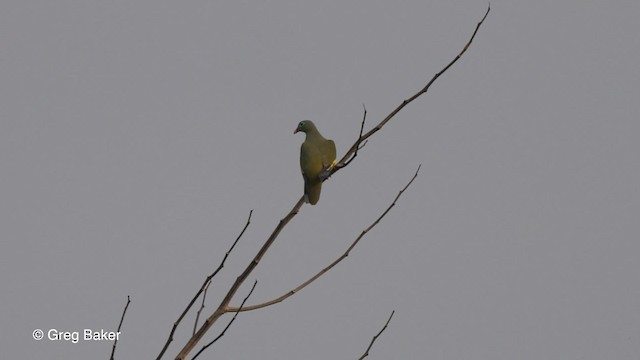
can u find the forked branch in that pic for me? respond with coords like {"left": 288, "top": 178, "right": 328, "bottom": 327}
{"left": 191, "top": 280, "right": 258, "bottom": 360}
{"left": 340, "top": 104, "right": 369, "bottom": 168}
{"left": 175, "top": 198, "right": 305, "bottom": 359}
{"left": 334, "top": 4, "right": 490, "bottom": 172}
{"left": 156, "top": 210, "right": 252, "bottom": 360}
{"left": 227, "top": 165, "right": 420, "bottom": 312}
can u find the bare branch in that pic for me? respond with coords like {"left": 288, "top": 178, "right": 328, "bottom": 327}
{"left": 333, "top": 4, "right": 490, "bottom": 174}
{"left": 228, "top": 165, "right": 421, "bottom": 312}
{"left": 358, "top": 310, "right": 395, "bottom": 360}
{"left": 176, "top": 198, "right": 305, "bottom": 359}
{"left": 173, "top": 6, "right": 489, "bottom": 358}
{"left": 341, "top": 104, "right": 368, "bottom": 168}
{"left": 191, "top": 280, "right": 258, "bottom": 360}
{"left": 156, "top": 209, "right": 253, "bottom": 360}
{"left": 109, "top": 295, "right": 131, "bottom": 360}
{"left": 193, "top": 279, "right": 211, "bottom": 336}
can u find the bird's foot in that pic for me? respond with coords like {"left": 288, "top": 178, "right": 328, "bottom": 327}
{"left": 319, "top": 166, "right": 333, "bottom": 181}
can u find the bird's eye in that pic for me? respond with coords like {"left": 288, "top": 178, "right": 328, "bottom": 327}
{"left": 299, "top": 122, "right": 304, "bottom": 127}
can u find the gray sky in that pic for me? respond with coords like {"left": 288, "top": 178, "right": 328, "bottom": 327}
{"left": 2, "top": 1, "right": 639, "bottom": 359}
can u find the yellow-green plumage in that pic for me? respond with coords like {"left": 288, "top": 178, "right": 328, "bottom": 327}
{"left": 294, "top": 120, "right": 336, "bottom": 205}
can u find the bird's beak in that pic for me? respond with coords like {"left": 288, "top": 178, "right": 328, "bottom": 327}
{"left": 293, "top": 128, "right": 299, "bottom": 134}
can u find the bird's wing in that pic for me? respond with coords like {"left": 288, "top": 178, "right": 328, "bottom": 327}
{"left": 321, "top": 139, "right": 337, "bottom": 169}
{"left": 300, "top": 141, "right": 323, "bottom": 182}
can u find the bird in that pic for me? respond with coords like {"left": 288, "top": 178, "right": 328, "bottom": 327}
{"left": 294, "top": 120, "right": 337, "bottom": 205}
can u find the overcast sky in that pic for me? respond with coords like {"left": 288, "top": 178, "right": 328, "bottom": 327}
{"left": 2, "top": 1, "right": 639, "bottom": 359}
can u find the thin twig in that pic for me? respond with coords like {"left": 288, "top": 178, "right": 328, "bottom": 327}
{"left": 191, "top": 280, "right": 258, "bottom": 360}
{"left": 109, "top": 295, "right": 131, "bottom": 360}
{"left": 156, "top": 210, "right": 253, "bottom": 360}
{"left": 358, "top": 310, "right": 395, "bottom": 360}
{"left": 334, "top": 4, "right": 490, "bottom": 173}
{"left": 193, "top": 280, "right": 211, "bottom": 336}
{"left": 228, "top": 165, "right": 420, "bottom": 312}
{"left": 342, "top": 104, "right": 368, "bottom": 168}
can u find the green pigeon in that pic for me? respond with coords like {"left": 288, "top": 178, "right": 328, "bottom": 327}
{"left": 294, "top": 120, "right": 337, "bottom": 205}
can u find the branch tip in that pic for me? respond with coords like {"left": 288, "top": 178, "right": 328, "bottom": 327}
{"left": 109, "top": 295, "right": 131, "bottom": 360}
{"left": 358, "top": 310, "right": 396, "bottom": 360}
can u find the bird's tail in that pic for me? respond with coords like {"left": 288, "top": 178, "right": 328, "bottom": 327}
{"left": 305, "top": 183, "right": 322, "bottom": 205}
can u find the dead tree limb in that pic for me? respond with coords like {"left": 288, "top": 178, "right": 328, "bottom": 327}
{"left": 333, "top": 4, "right": 491, "bottom": 173}
{"left": 174, "top": 6, "right": 489, "bottom": 359}
{"left": 155, "top": 210, "right": 252, "bottom": 360}
{"left": 191, "top": 280, "right": 258, "bottom": 360}
{"left": 175, "top": 198, "right": 304, "bottom": 359}
{"left": 227, "top": 165, "right": 420, "bottom": 312}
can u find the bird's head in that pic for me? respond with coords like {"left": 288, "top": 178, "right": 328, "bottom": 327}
{"left": 294, "top": 120, "right": 316, "bottom": 134}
